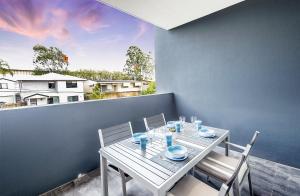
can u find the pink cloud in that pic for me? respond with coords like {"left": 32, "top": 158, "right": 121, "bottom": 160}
{"left": 133, "top": 22, "right": 148, "bottom": 42}
{"left": 0, "top": 0, "right": 107, "bottom": 40}
{"left": 72, "top": 1, "right": 107, "bottom": 32}
{"left": 78, "top": 9, "right": 108, "bottom": 32}
{"left": 0, "top": 0, "right": 70, "bottom": 40}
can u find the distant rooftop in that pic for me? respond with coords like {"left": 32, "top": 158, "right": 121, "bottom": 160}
{"left": 1, "top": 73, "right": 86, "bottom": 81}
{"left": 10, "top": 68, "right": 34, "bottom": 72}
{"left": 96, "top": 80, "right": 143, "bottom": 83}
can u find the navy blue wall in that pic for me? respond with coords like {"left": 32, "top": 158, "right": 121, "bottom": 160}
{"left": 0, "top": 94, "right": 177, "bottom": 196}
{"left": 156, "top": 0, "right": 300, "bottom": 168}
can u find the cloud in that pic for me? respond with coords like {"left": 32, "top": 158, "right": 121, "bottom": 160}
{"left": 73, "top": 1, "right": 108, "bottom": 32}
{"left": 0, "top": 0, "right": 107, "bottom": 40}
{"left": 133, "top": 22, "right": 148, "bottom": 42}
{"left": 0, "top": 0, "right": 69, "bottom": 40}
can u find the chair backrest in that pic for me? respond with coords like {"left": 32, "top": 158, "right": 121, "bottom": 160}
{"left": 219, "top": 155, "right": 247, "bottom": 196}
{"left": 243, "top": 130, "right": 260, "bottom": 158}
{"left": 250, "top": 131, "right": 260, "bottom": 146}
{"left": 144, "top": 113, "right": 166, "bottom": 131}
{"left": 98, "top": 122, "right": 133, "bottom": 148}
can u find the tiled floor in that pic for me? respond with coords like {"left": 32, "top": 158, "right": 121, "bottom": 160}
{"left": 59, "top": 170, "right": 152, "bottom": 196}
{"left": 54, "top": 150, "right": 300, "bottom": 196}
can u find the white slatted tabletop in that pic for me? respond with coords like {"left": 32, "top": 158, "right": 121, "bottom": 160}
{"left": 100, "top": 123, "right": 229, "bottom": 196}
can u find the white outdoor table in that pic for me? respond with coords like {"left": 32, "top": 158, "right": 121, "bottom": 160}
{"left": 100, "top": 123, "right": 230, "bottom": 196}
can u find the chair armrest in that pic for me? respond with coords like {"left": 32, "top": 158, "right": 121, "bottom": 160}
{"left": 224, "top": 142, "right": 246, "bottom": 151}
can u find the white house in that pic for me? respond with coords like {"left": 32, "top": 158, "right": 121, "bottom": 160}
{"left": 84, "top": 80, "right": 149, "bottom": 99}
{"left": 97, "top": 80, "right": 146, "bottom": 93}
{"left": 0, "top": 73, "right": 86, "bottom": 106}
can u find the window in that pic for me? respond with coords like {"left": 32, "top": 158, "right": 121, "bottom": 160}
{"left": 48, "top": 82, "right": 56, "bottom": 89}
{"left": 15, "top": 93, "right": 21, "bottom": 103}
{"left": 134, "top": 82, "right": 142, "bottom": 87}
{"left": 30, "top": 99, "right": 37, "bottom": 105}
{"left": 67, "top": 96, "right": 79, "bottom": 102}
{"left": 66, "top": 81, "right": 77, "bottom": 88}
{"left": 122, "top": 82, "right": 130, "bottom": 88}
{"left": 0, "top": 83, "right": 8, "bottom": 89}
{"left": 47, "top": 96, "right": 60, "bottom": 104}
{"left": 101, "top": 85, "right": 108, "bottom": 92}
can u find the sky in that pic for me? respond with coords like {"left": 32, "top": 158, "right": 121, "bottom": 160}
{"left": 0, "top": 0, "right": 155, "bottom": 71}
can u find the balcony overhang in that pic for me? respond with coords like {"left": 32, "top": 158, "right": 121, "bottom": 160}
{"left": 97, "top": 0, "right": 244, "bottom": 30}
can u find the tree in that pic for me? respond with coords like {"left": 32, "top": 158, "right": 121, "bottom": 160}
{"left": 67, "top": 69, "right": 132, "bottom": 81}
{"left": 123, "top": 46, "right": 154, "bottom": 81}
{"left": 141, "top": 81, "right": 156, "bottom": 95}
{"left": 86, "top": 83, "right": 105, "bottom": 100}
{"left": 33, "top": 44, "right": 69, "bottom": 74}
{"left": 0, "top": 59, "right": 13, "bottom": 76}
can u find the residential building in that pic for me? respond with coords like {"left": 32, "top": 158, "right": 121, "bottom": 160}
{"left": 10, "top": 68, "right": 34, "bottom": 75}
{"left": 85, "top": 80, "right": 149, "bottom": 98}
{"left": 0, "top": 73, "right": 86, "bottom": 106}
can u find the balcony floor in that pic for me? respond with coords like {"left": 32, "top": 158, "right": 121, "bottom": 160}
{"left": 59, "top": 170, "right": 153, "bottom": 196}
{"left": 54, "top": 151, "right": 300, "bottom": 196}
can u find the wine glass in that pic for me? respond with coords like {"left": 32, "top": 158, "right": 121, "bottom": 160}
{"left": 146, "top": 126, "right": 155, "bottom": 144}
{"left": 190, "top": 116, "right": 197, "bottom": 123}
{"left": 179, "top": 115, "right": 186, "bottom": 128}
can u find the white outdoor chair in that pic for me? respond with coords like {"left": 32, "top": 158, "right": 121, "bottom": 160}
{"left": 143, "top": 113, "right": 166, "bottom": 131}
{"left": 98, "top": 122, "right": 133, "bottom": 196}
{"left": 195, "top": 131, "right": 260, "bottom": 196}
{"left": 168, "top": 155, "right": 247, "bottom": 196}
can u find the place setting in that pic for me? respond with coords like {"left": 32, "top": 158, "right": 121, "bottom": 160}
{"left": 194, "top": 120, "right": 216, "bottom": 138}
{"left": 125, "top": 116, "right": 217, "bottom": 172}
{"left": 150, "top": 132, "right": 201, "bottom": 172}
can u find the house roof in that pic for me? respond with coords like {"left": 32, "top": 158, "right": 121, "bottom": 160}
{"left": 23, "top": 93, "right": 49, "bottom": 99}
{"left": 10, "top": 68, "right": 34, "bottom": 72}
{"left": 96, "top": 80, "right": 143, "bottom": 84}
{"left": 0, "top": 77, "right": 16, "bottom": 82}
{"left": 1, "top": 73, "right": 86, "bottom": 81}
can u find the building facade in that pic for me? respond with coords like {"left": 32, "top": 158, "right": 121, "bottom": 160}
{"left": 0, "top": 73, "right": 86, "bottom": 107}
{"left": 84, "top": 80, "right": 149, "bottom": 99}
{"left": 10, "top": 69, "right": 34, "bottom": 76}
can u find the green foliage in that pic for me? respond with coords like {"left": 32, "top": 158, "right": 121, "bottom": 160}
{"left": 33, "top": 44, "right": 69, "bottom": 74}
{"left": 141, "top": 81, "right": 156, "bottom": 95}
{"left": 0, "top": 59, "right": 13, "bottom": 76}
{"left": 67, "top": 69, "right": 132, "bottom": 81}
{"left": 123, "top": 46, "right": 154, "bottom": 81}
{"left": 86, "top": 83, "right": 105, "bottom": 100}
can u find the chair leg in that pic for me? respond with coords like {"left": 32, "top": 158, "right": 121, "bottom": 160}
{"left": 248, "top": 171, "right": 254, "bottom": 196}
{"left": 119, "top": 170, "right": 127, "bottom": 196}
{"left": 233, "top": 180, "right": 240, "bottom": 196}
{"left": 191, "top": 167, "right": 195, "bottom": 176}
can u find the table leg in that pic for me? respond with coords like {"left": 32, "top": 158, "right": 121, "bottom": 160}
{"left": 225, "top": 136, "right": 229, "bottom": 156}
{"left": 101, "top": 154, "right": 108, "bottom": 196}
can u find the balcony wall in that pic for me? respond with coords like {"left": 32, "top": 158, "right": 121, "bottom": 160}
{"left": 156, "top": 0, "right": 300, "bottom": 168}
{"left": 0, "top": 93, "right": 177, "bottom": 196}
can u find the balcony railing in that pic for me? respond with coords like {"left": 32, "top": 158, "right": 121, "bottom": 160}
{"left": 0, "top": 93, "right": 177, "bottom": 195}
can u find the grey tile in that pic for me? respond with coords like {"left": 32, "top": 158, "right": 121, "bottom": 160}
{"left": 54, "top": 152, "right": 300, "bottom": 196}
{"left": 59, "top": 170, "right": 152, "bottom": 196}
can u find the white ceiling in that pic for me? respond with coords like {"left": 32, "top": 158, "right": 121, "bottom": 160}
{"left": 97, "top": 0, "right": 244, "bottom": 30}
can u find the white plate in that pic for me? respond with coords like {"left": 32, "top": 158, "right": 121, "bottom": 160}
{"left": 199, "top": 129, "right": 216, "bottom": 138}
{"left": 165, "top": 151, "right": 188, "bottom": 161}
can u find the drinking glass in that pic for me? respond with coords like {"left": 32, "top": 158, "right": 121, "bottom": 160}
{"left": 179, "top": 116, "right": 186, "bottom": 128}
{"left": 146, "top": 132, "right": 152, "bottom": 145}
{"left": 175, "top": 121, "right": 181, "bottom": 133}
{"left": 190, "top": 116, "right": 197, "bottom": 123}
{"left": 146, "top": 127, "right": 155, "bottom": 144}
{"left": 139, "top": 135, "right": 148, "bottom": 151}
{"left": 195, "top": 120, "right": 203, "bottom": 130}
{"left": 165, "top": 133, "right": 173, "bottom": 147}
